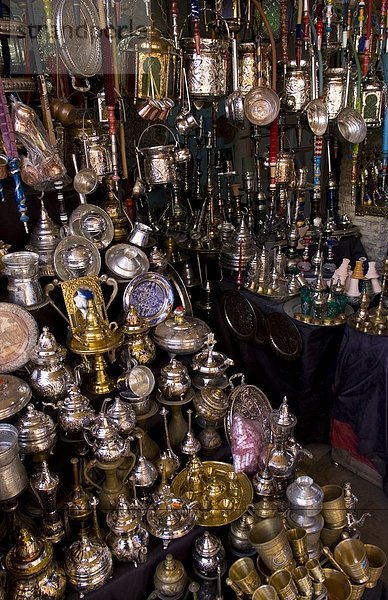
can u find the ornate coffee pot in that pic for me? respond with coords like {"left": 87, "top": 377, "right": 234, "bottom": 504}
{"left": 16, "top": 405, "right": 57, "bottom": 463}
{"left": 83, "top": 411, "right": 133, "bottom": 465}
{"left": 28, "top": 327, "right": 73, "bottom": 403}
{"left": 192, "top": 531, "right": 227, "bottom": 578}
{"left": 153, "top": 554, "right": 188, "bottom": 598}
{"left": 5, "top": 528, "right": 66, "bottom": 600}
{"left": 64, "top": 531, "right": 113, "bottom": 597}
{"left": 193, "top": 387, "right": 229, "bottom": 451}
{"left": 106, "top": 494, "right": 149, "bottom": 566}
{"left": 106, "top": 396, "right": 137, "bottom": 438}
{"left": 228, "top": 509, "right": 257, "bottom": 557}
{"left": 158, "top": 358, "right": 192, "bottom": 401}
{"left": 153, "top": 307, "right": 211, "bottom": 356}
{"left": 119, "top": 305, "right": 155, "bottom": 367}
{"left": 56, "top": 385, "right": 96, "bottom": 440}
{"left": 25, "top": 200, "right": 61, "bottom": 277}
{"left": 191, "top": 333, "right": 234, "bottom": 388}
{"left": 30, "top": 461, "right": 64, "bottom": 543}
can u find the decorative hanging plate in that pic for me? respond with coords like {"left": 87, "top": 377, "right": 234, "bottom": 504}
{"left": 54, "top": 235, "right": 101, "bottom": 281}
{"left": 225, "top": 373, "right": 272, "bottom": 445}
{"left": 69, "top": 204, "right": 114, "bottom": 250}
{"left": 54, "top": 0, "right": 102, "bottom": 79}
{"left": 123, "top": 273, "right": 174, "bottom": 327}
{"left": 222, "top": 290, "right": 257, "bottom": 342}
{"left": 0, "top": 303, "right": 38, "bottom": 373}
{"left": 0, "top": 375, "right": 32, "bottom": 420}
{"left": 266, "top": 312, "right": 303, "bottom": 360}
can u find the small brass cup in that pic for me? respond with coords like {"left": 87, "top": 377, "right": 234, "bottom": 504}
{"left": 306, "top": 558, "right": 325, "bottom": 582}
{"left": 249, "top": 517, "right": 293, "bottom": 571}
{"left": 321, "top": 525, "right": 345, "bottom": 548}
{"left": 292, "top": 566, "right": 314, "bottom": 597}
{"left": 229, "top": 557, "right": 261, "bottom": 595}
{"left": 365, "top": 544, "right": 387, "bottom": 588}
{"left": 269, "top": 569, "right": 298, "bottom": 600}
{"left": 334, "top": 539, "right": 370, "bottom": 584}
{"left": 252, "top": 584, "right": 279, "bottom": 600}
{"left": 322, "top": 485, "right": 347, "bottom": 528}
{"left": 350, "top": 581, "right": 367, "bottom": 600}
{"left": 322, "top": 568, "right": 352, "bottom": 600}
{"left": 287, "top": 528, "right": 309, "bottom": 565}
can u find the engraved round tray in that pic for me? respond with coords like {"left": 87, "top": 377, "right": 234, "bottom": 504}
{"left": 123, "top": 273, "right": 174, "bottom": 327}
{"left": 283, "top": 297, "right": 353, "bottom": 327}
{"left": 0, "top": 303, "right": 39, "bottom": 373}
{"left": 222, "top": 290, "right": 257, "bottom": 341}
{"left": 171, "top": 461, "right": 253, "bottom": 527}
{"left": 225, "top": 373, "right": 272, "bottom": 446}
{"left": 69, "top": 204, "right": 114, "bottom": 250}
{"left": 0, "top": 375, "right": 31, "bottom": 420}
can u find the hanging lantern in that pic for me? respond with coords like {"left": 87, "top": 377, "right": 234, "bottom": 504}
{"left": 360, "top": 73, "right": 386, "bottom": 129}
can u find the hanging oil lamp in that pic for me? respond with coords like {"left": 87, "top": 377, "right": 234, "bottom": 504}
{"left": 360, "top": 70, "right": 385, "bottom": 128}
{"left": 5, "top": 528, "right": 66, "bottom": 600}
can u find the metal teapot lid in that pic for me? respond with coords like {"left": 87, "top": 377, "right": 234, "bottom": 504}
{"left": 286, "top": 475, "right": 324, "bottom": 508}
{"left": 271, "top": 397, "right": 297, "bottom": 428}
{"left": 106, "top": 494, "right": 139, "bottom": 534}
{"left": 198, "top": 387, "right": 229, "bottom": 412}
{"left": 84, "top": 412, "right": 119, "bottom": 441}
{"left": 121, "top": 305, "right": 150, "bottom": 336}
{"left": 62, "top": 385, "right": 92, "bottom": 410}
{"left": 194, "top": 530, "right": 223, "bottom": 558}
{"left": 0, "top": 375, "right": 31, "bottom": 421}
{"left": 16, "top": 405, "right": 56, "bottom": 449}
{"left": 29, "top": 327, "right": 67, "bottom": 364}
{"left": 5, "top": 528, "right": 53, "bottom": 577}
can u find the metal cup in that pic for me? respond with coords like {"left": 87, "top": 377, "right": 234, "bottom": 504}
{"left": 305, "top": 558, "right": 325, "bottom": 582}
{"left": 252, "top": 585, "right": 279, "bottom": 600}
{"left": 322, "top": 568, "right": 352, "bottom": 600}
{"left": 292, "top": 566, "right": 314, "bottom": 598}
{"left": 334, "top": 539, "right": 370, "bottom": 584}
{"left": 128, "top": 222, "right": 152, "bottom": 247}
{"left": 269, "top": 570, "right": 298, "bottom": 600}
{"left": 229, "top": 557, "right": 261, "bottom": 595}
{"left": 349, "top": 581, "right": 367, "bottom": 600}
{"left": 322, "top": 485, "right": 347, "bottom": 528}
{"left": 287, "top": 528, "right": 309, "bottom": 565}
{"left": 249, "top": 518, "right": 293, "bottom": 572}
{"left": 175, "top": 109, "right": 198, "bottom": 135}
{"left": 321, "top": 525, "right": 345, "bottom": 548}
{"left": 365, "top": 544, "right": 387, "bottom": 588}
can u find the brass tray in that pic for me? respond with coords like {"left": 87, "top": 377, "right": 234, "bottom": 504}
{"left": 283, "top": 298, "right": 353, "bottom": 327}
{"left": 171, "top": 461, "right": 253, "bottom": 527}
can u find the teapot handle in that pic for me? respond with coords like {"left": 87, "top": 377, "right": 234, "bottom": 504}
{"left": 122, "top": 451, "right": 136, "bottom": 484}
{"left": 83, "top": 459, "right": 102, "bottom": 492}
{"left": 99, "top": 274, "right": 118, "bottom": 312}
{"left": 83, "top": 426, "right": 94, "bottom": 449}
{"left": 43, "top": 280, "right": 70, "bottom": 324}
{"left": 228, "top": 372, "right": 245, "bottom": 390}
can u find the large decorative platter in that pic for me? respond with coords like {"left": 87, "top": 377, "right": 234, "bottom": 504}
{"left": 222, "top": 290, "right": 257, "bottom": 342}
{"left": 267, "top": 312, "right": 303, "bottom": 360}
{"left": 0, "top": 303, "right": 38, "bottom": 373}
{"left": 283, "top": 298, "right": 353, "bottom": 327}
{"left": 0, "top": 375, "right": 32, "bottom": 420}
{"left": 225, "top": 374, "right": 272, "bottom": 445}
{"left": 171, "top": 461, "right": 253, "bottom": 527}
{"left": 69, "top": 204, "right": 114, "bottom": 250}
{"left": 54, "top": 235, "right": 101, "bottom": 281}
{"left": 123, "top": 273, "right": 174, "bottom": 327}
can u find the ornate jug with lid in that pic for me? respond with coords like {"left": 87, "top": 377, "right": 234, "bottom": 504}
{"left": 153, "top": 554, "right": 187, "bottom": 598}
{"left": 5, "top": 528, "right": 66, "bottom": 600}
{"left": 30, "top": 461, "right": 64, "bottom": 544}
{"left": 29, "top": 327, "right": 72, "bottom": 403}
{"left": 153, "top": 307, "right": 211, "bottom": 355}
{"left": 286, "top": 475, "right": 323, "bottom": 517}
{"left": 106, "top": 494, "right": 149, "bottom": 566}
{"left": 26, "top": 200, "right": 61, "bottom": 277}
{"left": 119, "top": 305, "right": 155, "bottom": 367}
{"left": 64, "top": 532, "right": 113, "bottom": 597}
{"left": 228, "top": 509, "right": 257, "bottom": 556}
{"left": 106, "top": 396, "right": 136, "bottom": 437}
{"left": 191, "top": 333, "right": 234, "bottom": 388}
{"left": 57, "top": 385, "right": 96, "bottom": 439}
{"left": 158, "top": 358, "right": 191, "bottom": 400}
{"left": 16, "top": 405, "right": 57, "bottom": 458}
{"left": 192, "top": 531, "right": 226, "bottom": 578}
{"left": 83, "top": 412, "right": 131, "bottom": 464}
{"left": 193, "top": 386, "right": 229, "bottom": 423}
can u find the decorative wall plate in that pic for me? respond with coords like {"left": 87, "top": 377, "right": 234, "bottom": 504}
{"left": 222, "top": 290, "right": 257, "bottom": 342}
{"left": 267, "top": 312, "right": 302, "bottom": 360}
{"left": 123, "top": 273, "right": 174, "bottom": 327}
{"left": 0, "top": 303, "right": 38, "bottom": 373}
{"left": 0, "top": 375, "right": 32, "bottom": 420}
{"left": 69, "top": 204, "right": 114, "bottom": 250}
{"left": 105, "top": 244, "right": 149, "bottom": 282}
{"left": 253, "top": 306, "right": 269, "bottom": 345}
{"left": 54, "top": 235, "right": 101, "bottom": 281}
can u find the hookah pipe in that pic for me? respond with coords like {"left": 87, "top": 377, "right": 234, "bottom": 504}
{"left": 296, "top": 0, "right": 303, "bottom": 69}
{"left": 349, "top": 35, "right": 363, "bottom": 204}
{"left": 309, "top": 15, "right": 324, "bottom": 219}
{"left": 363, "top": 0, "right": 373, "bottom": 76}
{"left": 0, "top": 79, "right": 29, "bottom": 232}
{"left": 382, "top": 54, "right": 388, "bottom": 197}
{"left": 280, "top": 0, "right": 288, "bottom": 79}
{"left": 191, "top": 0, "right": 201, "bottom": 56}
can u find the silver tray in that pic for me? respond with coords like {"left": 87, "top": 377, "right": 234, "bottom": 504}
{"left": 225, "top": 373, "right": 272, "bottom": 446}
{"left": 0, "top": 375, "right": 31, "bottom": 420}
{"left": 0, "top": 303, "right": 38, "bottom": 373}
{"left": 105, "top": 244, "right": 149, "bottom": 282}
{"left": 69, "top": 204, "right": 114, "bottom": 250}
{"left": 283, "top": 297, "right": 353, "bottom": 327}
{"left": 123, "top": 273, "right": 174, "bottom": 327}
{"left": 54, "top": 235, "right": 101, "bottom": 281}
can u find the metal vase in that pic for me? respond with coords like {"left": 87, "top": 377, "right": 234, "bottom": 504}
{"left": 3, "top": 251, "right": 45, "bottom": 309}
{"left": 0, "top": 424, "right": 28, "bottom": 502}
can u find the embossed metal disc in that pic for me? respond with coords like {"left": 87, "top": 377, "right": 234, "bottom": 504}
{"left": 54, "top": 235, "right": 101, "bottom": 281}
{"left": 0, "top": 303, "right": 39, "bottom": 373}
{"left": 222, "top": 290, "right": 257, "bottom": 341}
{"left": 267, "top": 312, "right": 302, "bottom": 360}
{"left": 69, "top": 204, "right": 114, "bottom": 250}
{"left": 123, "top": 273, "right": 174, "bottom": 327}
{"left": 54, "top": 0, "right": 102, "bottom": 78}
{"left": 0, "top": 375, "right": 32, "bottom": 420}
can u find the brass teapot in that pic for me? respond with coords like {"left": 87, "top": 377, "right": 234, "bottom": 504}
{"left": 5, "top": 528, "right": 66, "bottom": 599}
{"left": 119, "top": 305, "right": 155, "bottom": 367}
